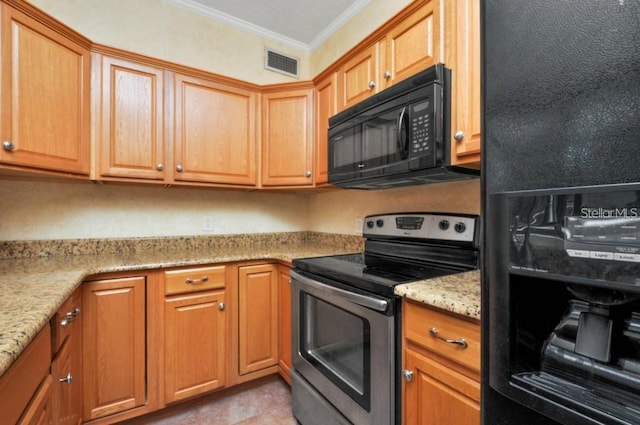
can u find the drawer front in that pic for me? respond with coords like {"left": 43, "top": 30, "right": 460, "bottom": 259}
{"left": 404, "top": 301, "right": 480, "bottom": 372}
{"left": 165, "top": 265, "right": 226, "bottom": 295}
{"left": 51, "top": 288, "right": 81, "bottom": 354}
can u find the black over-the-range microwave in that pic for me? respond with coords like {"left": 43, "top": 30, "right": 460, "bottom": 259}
{"left": 328, "top": 64, "right": 479, "bottom": 189}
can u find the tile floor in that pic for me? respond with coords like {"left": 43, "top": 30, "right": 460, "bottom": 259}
{"left": 121, "top": 376, "right": 297, "bottom": 425}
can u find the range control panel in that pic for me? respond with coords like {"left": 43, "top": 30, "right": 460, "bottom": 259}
{"left": 565, "top": 216, "right": 640, "bottom": 262}
{"left": 363, "top": 213, "right": 478, "bottom": 245}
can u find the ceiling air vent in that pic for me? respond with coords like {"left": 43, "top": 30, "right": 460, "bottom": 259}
{"left": 265, "top": 48, "right": 299, "bottom": 78}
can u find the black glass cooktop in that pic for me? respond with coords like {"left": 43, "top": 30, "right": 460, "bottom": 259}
{"left": 293, "top": 253, "right": 467, "bottom": 297}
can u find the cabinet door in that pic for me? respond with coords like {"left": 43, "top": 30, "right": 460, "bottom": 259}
{"left": 164, "top": 290, "right": 226, "bottom": 403}
{"left": 238, "top": 264, "right": 278, "bottom": 374}
{"left": 277, "top": 265, "right": 292, "bottom": 384}
{"left": 174, "top": 74, "right": 257, "bottom": 185}
{"left": 97, "top": 56, "right": 165, "bottom": 181}
{"left": 17, "top": 375, "right": 52, "bottom": 425}
{"left": 314, "top": 73, "right": 336, "bottom": 186}
{"left": 261, "top": 88, "right": 314, "bottom": 187}
{"left": 0, "top": 4, "right": 90, "bottom": 175}
{"left": 82, "top": 277, "right": 146, "bottom": 421}
{"left": 51, "top": 288, "right": 82, "bottom": 425}
{"left": 338, "top": 44, "right": 378, "bottom": 111}
{"left": 382, "top": 0, "right": 443, "bottom": 89}
{"left": 448, "top": 0, "right": 481, "bottom": 165}
{"left": 403, "top": 348, "right": 480, "bottom": 425}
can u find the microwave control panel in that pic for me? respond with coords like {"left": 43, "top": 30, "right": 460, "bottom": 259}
{"left": 411, "top": 100, "right": 432, "bottom": 154}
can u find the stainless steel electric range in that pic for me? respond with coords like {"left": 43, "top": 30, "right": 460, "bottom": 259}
{"left": 290, "top": 212, "right": 480, "bottom": 425}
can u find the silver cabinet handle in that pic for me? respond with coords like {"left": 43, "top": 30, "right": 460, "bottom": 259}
{"left": 176, "top": 164, "right": 184, "bottom": 172}
{"left": 60, "top": 307, "right": 81, "bottom": 327}
{"left": 156, "top": 163, "right": 164, "bottom": 171}
{"left": 3, "top": 141, "right": 15, "bottom": 151}
{"left": 429, "top": 327, "right": 468, "bottom": 349}
{"left": 454, "top": 131, "right": 465, "bottom": 141}
{"left": 59, "top": 372, "right": 73, "bottom": 384}
{"left": 368, "top": 80, "right": 376, "bottom": 89}
{"left": 305, "top": 170, "right": 312, "bottom": 177}
{"left": 383, "top": 70, "right": 392, "bottom": 79}
{"left": 218, "top": 302, "right": 225, "bottom": 311}
{"left": 185, "top": 276, "right": 209, "bottom": 284}
{"left": 357, "top": 163, "right": 365, "bottom": 169}
{"left": 402, "top": 369, "right": 414, "bottom": 382}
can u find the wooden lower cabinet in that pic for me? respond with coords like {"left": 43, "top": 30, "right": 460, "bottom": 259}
{"left": 404, "top": 348, "right": 480, "bottom": 425}
{"left": 238, "top": 263, "right": 279, "bottom": 374}
{"left": 82, "top": 276, "right": 147, "bottom": 421}
{"left": 277, "top": 265, "right": 292, "bottom": 384}
{"left": 18, "top": 375, "right": 53, "bottom": 425}
{"left": 51, "top": 287, "right": 83, "bottom": 425}
{"left": 402, "top": 300, "right": 480, "bottom": 425}
{"left": 164, "top": 289, "right": 227, "bottom": 403}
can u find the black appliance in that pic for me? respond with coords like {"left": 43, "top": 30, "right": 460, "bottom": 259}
{"left": 290, "top": 212, "right": 479, "bottom": 425}
{"left": 327, "top": 64, "right": 479, "bottom": 189}
{"left": 483, "top": 1, "right": 640, "bottom": 424}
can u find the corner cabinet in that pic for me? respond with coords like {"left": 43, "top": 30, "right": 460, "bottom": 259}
{"left": 82, "top": 275, "right": 153, "bottom": 422}
{"left": 0, "top": 3, "right": 90, "bottom": 176}
{"left": 173, "top": 74, "right": 258, "bottom": 186}
{"left": 446, "top": 0, "right": 481, "bottom": 166}
{"left": 261, "top": 86, "right": 315, "bottom": 187}
{"left": 402, "top": 300, "right": 480, "bottom": 425}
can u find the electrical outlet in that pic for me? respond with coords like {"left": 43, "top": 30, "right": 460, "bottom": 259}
{"left": 203, "top": 215, "right": 214, "bottom": 232}
{"left": 355, "top": 218, "right": 363, "bottom": 233}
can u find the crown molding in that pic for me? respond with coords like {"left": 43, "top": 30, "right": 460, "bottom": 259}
{"left": 308, "top": 0, "right": 371, "bottom": 52}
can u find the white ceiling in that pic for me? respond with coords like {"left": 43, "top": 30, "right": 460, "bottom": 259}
{"left": 163, "top": 0, "right": 370, "bottom": 52}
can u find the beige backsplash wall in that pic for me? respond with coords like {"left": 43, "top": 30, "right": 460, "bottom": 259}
{"left": 0, "top": 178, "right": 480, "bottom": 241}
{"left": 0, "top": 180, "right": 309, "bottom": 241}
{"left": 308, "top": 179, "right": 481, "bottom": 235}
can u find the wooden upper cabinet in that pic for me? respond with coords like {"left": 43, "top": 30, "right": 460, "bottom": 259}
{"left": 96, "top": 55, "right": 165, "bottom": 181}
{"left": 0, "top": 4, "right": 90, "bottom": 176}
{"left": 174, "top": 74, "right": 257, "bottom": 186}
{"left": 381, "top": 0, "right": 443, "bottom": 89}
{"left": 447, "top": 0, "right": 481, "bottom": 166}
{"left": 314, "top": 73, "right": 336, "bottom": 186}
{"left": 261, "top": 87, "right": 314, "bottom": 187}
{"left": 337, "top": 44, "right": 378, "bottom": 111}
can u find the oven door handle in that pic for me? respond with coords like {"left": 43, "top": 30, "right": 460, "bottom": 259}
{"left": 290, "top": 270, "right": 389, "bottom": 313}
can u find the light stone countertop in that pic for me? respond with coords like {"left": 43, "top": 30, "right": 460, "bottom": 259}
{"left": 0, "top": 242, "right": 481, "bottom": 379}
{"left": 394, "top": 270, "right": 481, "bottom": 321}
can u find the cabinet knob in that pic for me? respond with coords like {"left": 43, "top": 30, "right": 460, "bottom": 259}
{"left": 3, "top": 141, "right": 15, "bottom": 151}
{"left": 59, "top": 372, "right": 73, "bottom": 384}
{"left": 176, "top": 164, "right": 184, "bottom": 172}
{"left": 368, "top": 80, "right": 376, "bottom": 89}
{"left": 383, "top": 70, "right": 392, "bottom": 79}
{"left": 305, "top": 170, "right": 312, "bottom": 177}
{"left": 218, "top": 302, "right": 225, "bottom": 311}
{"left": 156, "top": 163, "right": 164, "bottom": 171}
{"left": 402, "top": 369, "right": 414, "bottom": 382}
{"left": 454, "top": 131, "right": 465, "bottom": 141}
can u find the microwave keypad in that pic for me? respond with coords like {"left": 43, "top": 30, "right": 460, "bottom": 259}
{"left": 412, "top": 114, "right": 431, "bottom": 152}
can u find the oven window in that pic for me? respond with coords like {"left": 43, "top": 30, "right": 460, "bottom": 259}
{"left": 300, "top": 292, "right": 371, "bottom": 411}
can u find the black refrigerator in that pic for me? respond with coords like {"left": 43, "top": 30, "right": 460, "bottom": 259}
{"left": 482, "top": 1, "right": 640, "bottom": 425}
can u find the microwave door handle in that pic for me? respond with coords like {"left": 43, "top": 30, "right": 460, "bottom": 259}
{"left": 290, "top": 270, "right": 388, "bottom": 313}
{"left": 397, "top": 107, "right": 410, "bottom": 159}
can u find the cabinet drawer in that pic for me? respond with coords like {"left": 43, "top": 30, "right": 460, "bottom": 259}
{"left": 51, "top": 288, "right": 81, "bottom": 354}
{"left": 165, "top": 265, "right": 226, "bottom": 295}
{"left": 404, "top": 301, "right": 480, "bottom": 372}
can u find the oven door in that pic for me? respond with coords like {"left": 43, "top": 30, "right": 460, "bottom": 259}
{"left": 290, "top": 270, "right": 397, "bottom": 425}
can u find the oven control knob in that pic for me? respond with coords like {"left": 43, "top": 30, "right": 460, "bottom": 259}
{"left": 454, "top": 222, "right": 466, "bottom": 233}
{"left": 366, "top": 220, "right": 375, "bottom": 229}
{"left": 376, "top": 219, "right": 384, "bottom": 228}
{"left": 438, "top": 220, "right": 450, "bottom": 230}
